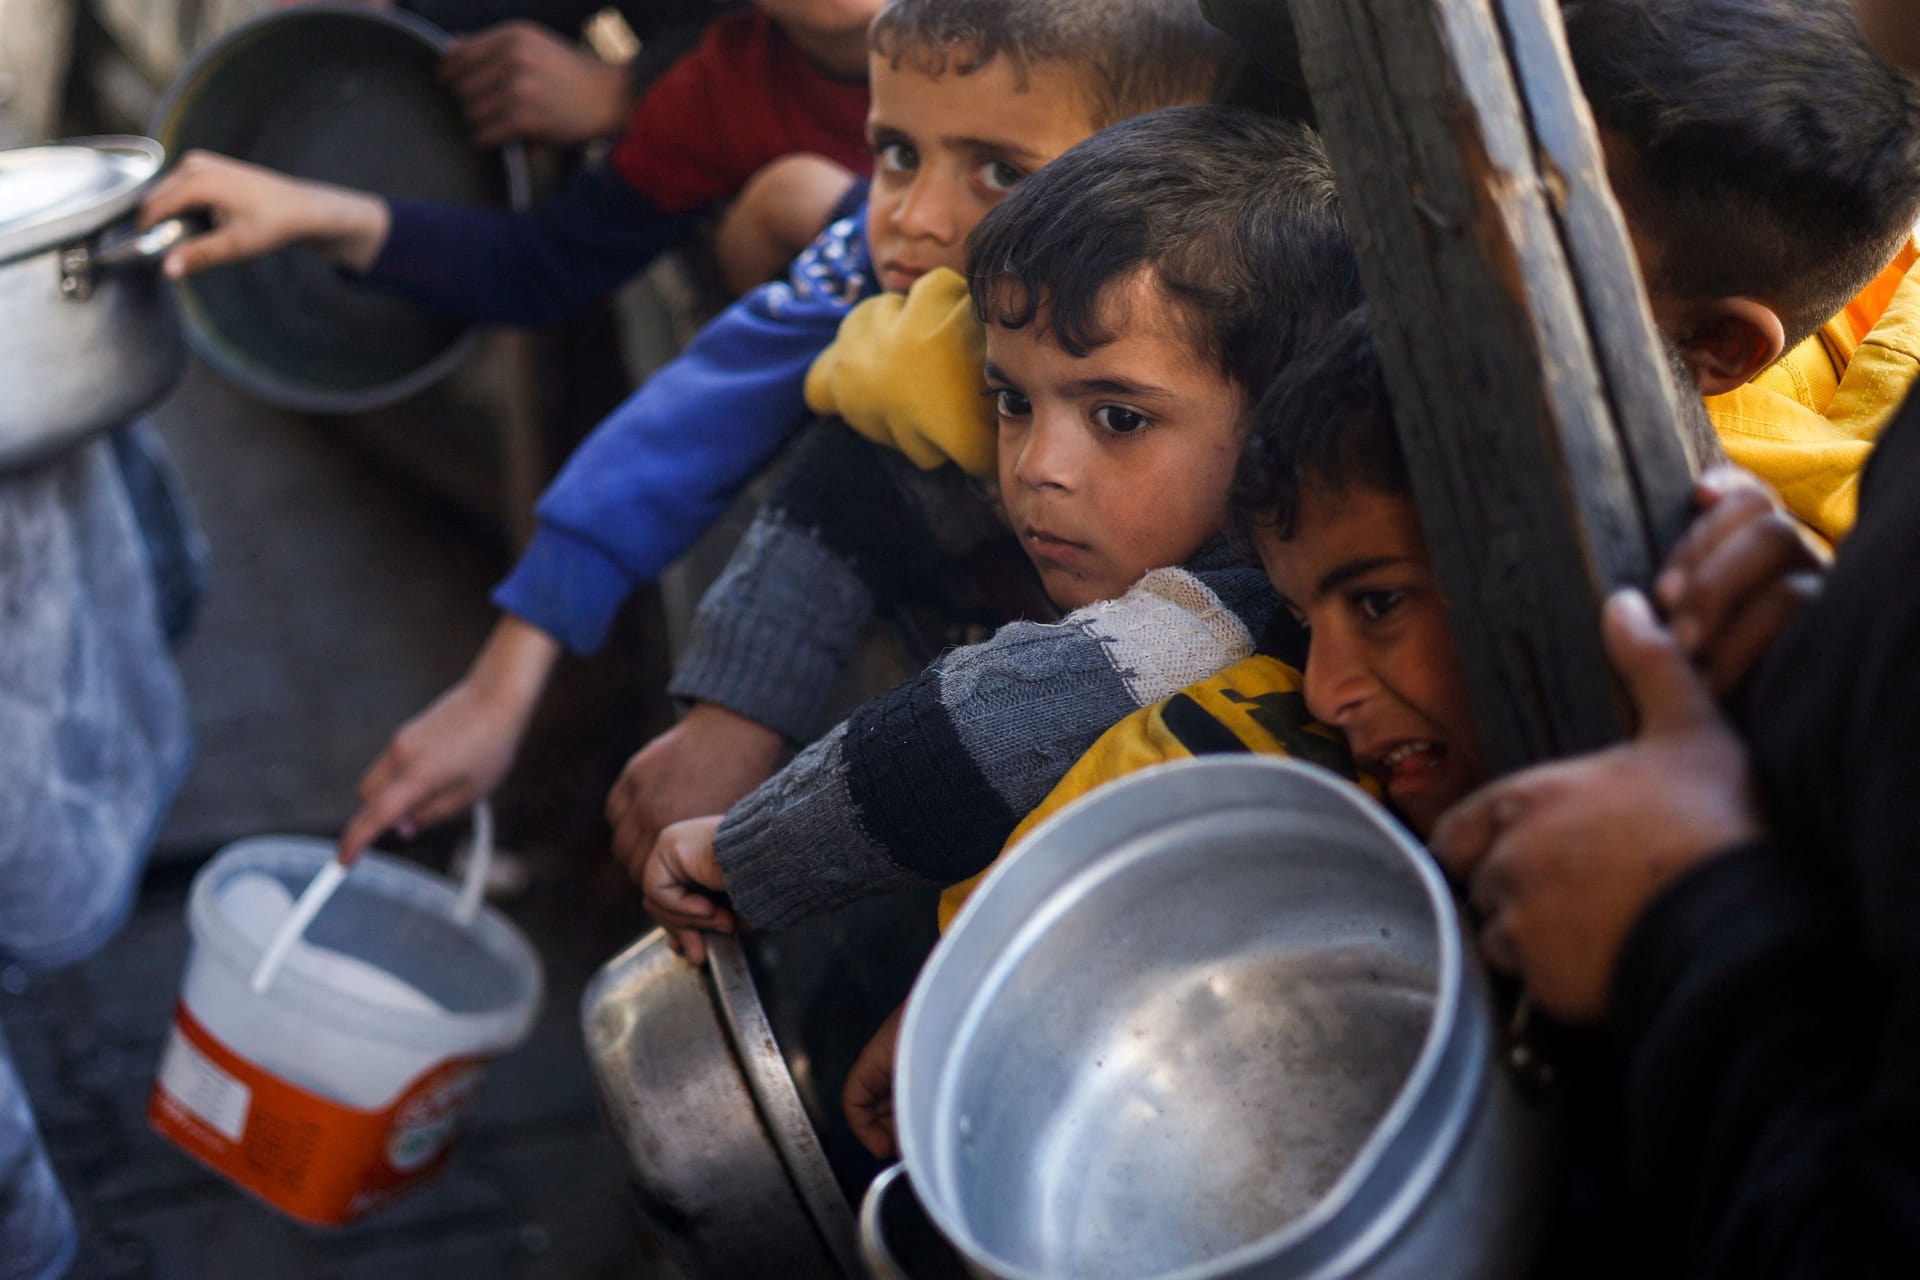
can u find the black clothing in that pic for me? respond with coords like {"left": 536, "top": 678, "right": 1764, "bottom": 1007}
{"left": 1608, "top": 388, "right": 1920, "bottom": 1275}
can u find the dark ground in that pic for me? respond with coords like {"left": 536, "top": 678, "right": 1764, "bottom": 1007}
{"left": 1, "top": 358, "right": 686, "bottom": 1280}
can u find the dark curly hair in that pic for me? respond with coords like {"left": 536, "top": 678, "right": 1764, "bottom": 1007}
{"left": 965, "top": 105, "right": 1358, "bottom": 401}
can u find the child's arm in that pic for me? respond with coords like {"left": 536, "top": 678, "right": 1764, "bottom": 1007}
{"left": 642, "top": 557, "right": 1278, "bottom": 932}
{"left": 607, "top": 421, "right": 997, "bottom": 873}
{"left": 142, "top": 153, "right": 391, "bottom": 278}
{"left": 495, "top": 208, "right": 876, "bottom": 654}
{"left": 441, "top": 20, "right": 634, "bottom": 147}
{"left": 336, "top": 613, "right": 558, "bottom": 862}
{"left": 714, "top": 154, "right": 859, "bottom": 295}
{"left": 140, "top": 150, "right": 701, "bottom": 327}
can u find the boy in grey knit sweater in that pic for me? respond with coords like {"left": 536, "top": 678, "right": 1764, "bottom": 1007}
{"left": 632, "top": 107, "right": 1360, "bottom": 960}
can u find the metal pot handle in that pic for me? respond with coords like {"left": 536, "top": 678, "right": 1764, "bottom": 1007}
{"left": 60, "top": 214, "right": 211, "bottom": 300}
{"left": 860, "top": 1163, "right": 972, "bottom": 1280}
{"left": 92, "top": 214, "right": 209, "bottom": 270}
{"left": 860, "top": 1163, "right": 916, "bottom": 1280}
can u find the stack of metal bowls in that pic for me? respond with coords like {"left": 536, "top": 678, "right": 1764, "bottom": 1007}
{"left": 870, "top": 757, "right": 1550, "bottom": 1280}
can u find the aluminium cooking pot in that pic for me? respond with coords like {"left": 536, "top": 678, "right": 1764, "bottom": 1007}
{"left": 869, "top": 757, "right": 1553, "bottom": 1280}
{"left": 581, "top": 929, "right": 862, "bottom": 1279}
{"left": 149, "top": 5, "right": 529, "bottom": 413}
{"left": 0, "top": 137, "right": 198, "bottom": 471}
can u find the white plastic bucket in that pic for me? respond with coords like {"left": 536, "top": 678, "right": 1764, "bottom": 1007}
{"left": 149, "top": 835, "right": 544, "bottom": 1225}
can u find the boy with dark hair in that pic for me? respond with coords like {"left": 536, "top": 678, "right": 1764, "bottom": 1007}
{"left": 635, "top": 106, "right": 1360, "bottom": 956}
{"left": 325, "top": 0, "right": 1238, "bottom": 860}
{"left": 1562, "top": 0, "right": 1920, "bottom": 543}
{"left": 610, "top": 97, "right": 1349, "bottom": 849}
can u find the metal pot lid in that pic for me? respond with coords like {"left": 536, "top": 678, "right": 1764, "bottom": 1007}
{"left": 0, "top": 136, "right": 164, "bottom": 265}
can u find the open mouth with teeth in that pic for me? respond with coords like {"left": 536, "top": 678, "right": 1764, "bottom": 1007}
{"left": 1366, "top": 740, "right": 1448, "bottom": 789}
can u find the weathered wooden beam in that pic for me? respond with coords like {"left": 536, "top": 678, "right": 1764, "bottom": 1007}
{"left": 1287, "top": 0, "right": 1698, "bottom": 773}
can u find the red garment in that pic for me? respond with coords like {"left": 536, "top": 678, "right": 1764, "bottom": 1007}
{"left": 610, "top": 10, "right": 872, "bottom": 214}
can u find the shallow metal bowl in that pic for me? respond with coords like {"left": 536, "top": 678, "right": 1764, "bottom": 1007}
{"left": 891, "top": 757, "right": 1546, "bottom": 1280}
{"left": 151, "top": 5, "right": 528, "bottom": 412}
{"left": 581, "top": 929, "right": 860, "bottom": 1280}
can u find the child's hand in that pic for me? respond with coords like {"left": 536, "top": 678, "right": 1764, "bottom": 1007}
{"left": 140, "top": 151, "right": 391, "bottom": 279}
{"left": 1431, "top": 590, "right": 1761, "bottom": 1023}
{"left": 1655, "top": 466, "right": 1828, "bottom": 696}
{"left": 638, "top": 815, "right": 734, "bottom": 965}
{"left": 338, "top": 616, "right": 556, "bottom": 863}
{"left": 605, "top": 702, "right": 783, "bottom": 877}
{"left": 843, "top": 1003, "right": 906, "bottom": 1158}
{"left": 441, "top": 21, "right": 632, "bottom": 148}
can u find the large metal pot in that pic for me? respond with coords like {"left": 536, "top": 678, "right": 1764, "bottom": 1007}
{"left": 0, "top": 137, "right": 193, "bottom": 470}
{"left": 581, "top": 929, "right": 862, "bottom": 1279}
{"left": 150, "top": 5, "right": 529, "bottom": 413}
{"left": 870, "top": 757, "right": 1551, "bottom": 1280}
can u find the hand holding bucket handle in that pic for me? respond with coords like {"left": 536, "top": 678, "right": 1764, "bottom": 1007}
{"left": 249, "top": 803, "right": 495, "bottom": 995}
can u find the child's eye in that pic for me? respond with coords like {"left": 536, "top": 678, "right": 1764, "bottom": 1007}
{"left": 875, "top": 140, "right": 918, "bottom": 173}
{"left": 1354, "top": 589, "right": 1406, "bottom": 621}
{"left": 989, "top": 388, "right": 1031, "bottom": 418}
{"left": 1093, "top": 405, "right": 1151, "bottom": 435}
{"left": 978, "top": 160, "right": 1025, "bottom": 193}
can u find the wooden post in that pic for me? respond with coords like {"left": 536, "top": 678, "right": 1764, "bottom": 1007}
{"left": 1288, "top": 0, "right": 1699, "bottom": 773}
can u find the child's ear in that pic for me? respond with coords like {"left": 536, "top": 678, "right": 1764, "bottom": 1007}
{"left": 1661, "top": 298, "right": 1788, "bottom": 396}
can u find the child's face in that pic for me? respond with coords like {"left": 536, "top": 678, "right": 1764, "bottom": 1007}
{"left": 864, "top": 51, "right": 1100, "bottom": 292}
{"left": 1253, "top": 486, "right": 1488, "bottom": 838}
{"left": 987, "top": 274, "right": 1246, "bottom": 611}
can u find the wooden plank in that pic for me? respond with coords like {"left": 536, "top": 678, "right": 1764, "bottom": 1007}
{"left": 1288, "top": 0, "right": 1696, "bottom": 772}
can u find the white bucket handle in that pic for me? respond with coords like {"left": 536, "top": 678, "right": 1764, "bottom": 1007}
{"left": 248, "top": 802, "right": 495, "bottom": 996}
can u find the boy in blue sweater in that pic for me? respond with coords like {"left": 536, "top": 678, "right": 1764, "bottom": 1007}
{"left": 314, "top": 0, "right": 1237, "bottom": 860}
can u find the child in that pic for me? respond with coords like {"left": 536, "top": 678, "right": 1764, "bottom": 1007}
{"left": 142, "top": 0, "right": 879, "bottom": 323}
{"left": 846, "top": 308, "right": 1811, "bottom": 1159}
{"left": 636, "top": 105, "right": 1360, "bottom": 959}
{"left": 1561, "top": 0, "right": 1920, "bottom": 544}
{"left": 329, "top": 0, "right": 1239, "bottom": 860}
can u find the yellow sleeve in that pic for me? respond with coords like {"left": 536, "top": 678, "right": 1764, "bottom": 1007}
{"left": 936, "top": 700, "right": 1193, "bottom": 931}
{"left": 803, "top": 267, "right": 996, "bottom": 477}
{"left": 935, "top": 653, "right": 1365, "bottom": 932}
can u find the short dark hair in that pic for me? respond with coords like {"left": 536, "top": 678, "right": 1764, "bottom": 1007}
{"left": 1231, "top": 307, "right": 1722, "bottom": 538}
{"left": 1231, "top": 309, "right": 1406, "bottom": 540}
{"left": 1565, "top": 0, "right": 1920, "bottom": 347}
{"left": 965, "top": 106, "right": 1359, "bottom": 402}
{"left": 871, "top": 0, "right": 1238, "bottom": 131}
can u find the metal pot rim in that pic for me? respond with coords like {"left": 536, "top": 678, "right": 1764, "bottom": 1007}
{"left": 146, "top": 3, "right": 531, "bottom": 415}
{"left": 0, "top": 136, "right": 165, "bottom": 266}
{"left": 896, "top": 756, "right": 1480, "bottom": 1280}
{"left": 706, "top": 933, "right": 863, "bottom": 1276}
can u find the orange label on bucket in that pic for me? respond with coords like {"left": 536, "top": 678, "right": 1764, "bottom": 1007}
{"left": 148, "top": 1002, "right": 487, "bottom": 1226}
